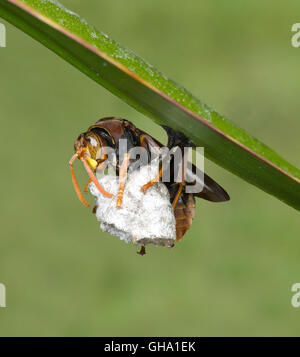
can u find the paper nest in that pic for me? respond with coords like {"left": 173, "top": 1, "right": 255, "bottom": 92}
{"left": 89, "top": 162, "right": 176, "bottom": 247}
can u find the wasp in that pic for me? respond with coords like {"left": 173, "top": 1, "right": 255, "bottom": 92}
{"left": 69, "top": 117, "right": 229, "bottom": 254}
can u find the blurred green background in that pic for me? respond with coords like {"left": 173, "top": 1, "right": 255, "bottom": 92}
{"left": 0, "top": 0, "right": 300, "bottom": 337}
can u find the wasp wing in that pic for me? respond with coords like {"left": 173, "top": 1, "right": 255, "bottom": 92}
{"left": 161, "top": 125, "right": 230, "bottom": 202}
{"left": 185, "top": 163, "right": 230, "bottom": 202}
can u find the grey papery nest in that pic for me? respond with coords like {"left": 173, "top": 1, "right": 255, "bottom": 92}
{"left": 89, "top": 161, "right": 176, "bottom": 247}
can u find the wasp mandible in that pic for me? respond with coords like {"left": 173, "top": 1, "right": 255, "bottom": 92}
{"left": 69, "top": 117, "right": 230, "bottom": 242}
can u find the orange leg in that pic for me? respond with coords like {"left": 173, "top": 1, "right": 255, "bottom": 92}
{"left": 141, "top": 165, "right": 164, "bottom": 193}
{"left": 84, "top": 179, "right": 92, "bottom": 193}
{"left": 85, "top": 160, "right": 108, "bottom": 193}
{"left": 172, "top": 183, "right": 184, "bottom": 209}
{"left": 69, "top": 154, "right": 90, "bottom": 207}
{"left": 116, "top": 153, "right": 130, "bottom": 209}
{"left": 81, "top": 156, "right": 113, "bottom": 198}
{"left": 170, "top": 150, "right": 187, "bottom": 243}
{"left": 172, "top": 150, "right": 187, "bottom": 209}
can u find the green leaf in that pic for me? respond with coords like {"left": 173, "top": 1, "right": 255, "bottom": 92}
{"left": 1, "top": 0, "right": 300, "bottom": 210}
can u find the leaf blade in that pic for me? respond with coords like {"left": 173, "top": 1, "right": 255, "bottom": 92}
{"left": 1, "top": 0, "right": 300, "bottom": 209}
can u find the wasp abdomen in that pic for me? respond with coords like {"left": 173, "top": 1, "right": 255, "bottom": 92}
{"left": 174, "top": 193, "right": 195, "bottom": 242}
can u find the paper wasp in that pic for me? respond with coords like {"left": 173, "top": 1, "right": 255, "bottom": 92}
{"left": 69, "top": 117, "right": 229, "bottom": 251}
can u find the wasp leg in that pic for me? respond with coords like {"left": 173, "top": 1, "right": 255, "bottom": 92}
{"left": 138, "top": 133, "right": 164, "bottom": 193}
{"left": 137, "top": 245, "right": 146, "bottom": 256}
{"left": 141, "top": 165, "right": 164, "bottom": 193}
{"left": 81, "top": 156, "right": 113, "bottom": 198}
{"left": 84, "top": 160, "right": 109, "bottom": 193}
{"left": 116, "top": 153, "right": 131, "bottom": 209}
{"left": 171, "top": 145, "right": 187, "bottom": 209}
{"left": 172, "top": 182, "right": 184, "bottom": 209}
{"left": 84, "top": 179, "right": 92, "bottom": 193}
{"left": 69, "top": 154, "right": 90, "bottom": 207}
{"left": 140, "top": 141, "right": 180, "bottom": 193}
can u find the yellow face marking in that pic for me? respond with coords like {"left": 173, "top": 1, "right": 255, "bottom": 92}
{"left": 85, "top": 157, "right": 98, "bottom": 171}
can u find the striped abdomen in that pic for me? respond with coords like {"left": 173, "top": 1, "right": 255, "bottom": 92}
{"left": 173, "top": 193, "right": 195, "bottom": 242}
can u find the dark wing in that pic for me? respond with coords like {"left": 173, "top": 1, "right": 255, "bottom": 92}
{"left": 185, "top": 163, "right": 230, "bottom": 202}
{"left": 161, "top": 125, "right": 230, "bottom": 202}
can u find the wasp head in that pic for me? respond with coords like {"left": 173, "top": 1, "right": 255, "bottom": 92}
{"left": 74, "top": 131, "right": 104, "bottom": 164}
{"left": 69, "top": 130, "right": 112, "bottom": 208}
{"left": 74, "top": 133, "right": 88, "bottom": 155}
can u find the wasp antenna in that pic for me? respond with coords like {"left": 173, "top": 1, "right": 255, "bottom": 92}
{"left": 69, "top": 154, "right": 90, "bottom": 207}
{"left": 81, "top": 156, "right": 114, "bottom": 198}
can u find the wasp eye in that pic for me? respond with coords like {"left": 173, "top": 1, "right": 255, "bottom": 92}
{"left": 88, "top": 137, "right": 98, "bottom": 147}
